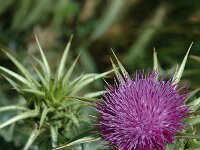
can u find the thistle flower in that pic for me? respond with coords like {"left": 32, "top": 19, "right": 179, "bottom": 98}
{"left": 96, "top": 69, "right": 188, "bottom": 150}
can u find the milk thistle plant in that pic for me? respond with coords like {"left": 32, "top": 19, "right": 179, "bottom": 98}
{"left": 1, "top": 40, "right": 200, "bottom": 150}
{"left": 0, "top": 36, "right": 112, "bottom": 149}
{"left": 95, "top": 45, "right": 200, "bottom": 150}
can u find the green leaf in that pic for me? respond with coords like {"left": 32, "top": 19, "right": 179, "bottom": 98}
{"left": 53, "top": 137, "right": 101, "bottom": 150}
{"left": 66, "top": 113, "right": 80, "bottom": 127}
{"left": 57, "top": 35, "right": 73, "bottom": 80}
{"left": 35, "top": 36, "right": 51, "bottom": 81}
{"left": 32, "top": 64, "right": 49, "bottom": 90}
{"left": 1, "top": 49, "right": 38, "bottom": 88}
{"left": 0, "top": 106, "right": 39, "bottom": 129}
{"left": 184, "top": 115, "right": 200, "bottom": 126}
{"left": 185, "top": 88, "right": 200, "bottom": 103}
{"left": 24, "top": 128, "right": 41, "bottom": 150}
{"left": 187, "top": 97, "right": 200, "bottom": 111}
{"left": 32, "top": 56, "right": 46, "bottom": 76}
{"left": 173, "top": 43, "right": 193, "bottom": 85}
{"left": 65, "top": 96, "right": 96, "bottom": 104}
{"left": 62, "top": 52, "right": 80, "bottom": 89}
{"left": 2, "top": 74, "right": 20, "bottom": 91}
{"left": 20, "top": 88, "right": 45, "bottom": 97}
{"left": 50, "top": 125, "right": 58, "bottom": 148}
{"left": 69, "top": 73, "right": 85, "bottom": 86}
{"left": 64, "top": 73, "right": 85, "bottom": 94}
{"left": 71, "top": 70, "right": 113, "bottom": 95}
{"left": 193, "top": 139, "right": 200, "bottom": 146}
{"left": 176, "top": 133, "right": 200, "bottom": 139}
{"left": 0, "top": 105, "right": 30, "bottom": 112}
{"left": 0, "top": 66, "right": 32, "bottom": 87}
{"left": 84, "top": 90, "right": 106, "bottom": 98}
{"left": 39, "top": 103, "right": 49, "bottom": 129}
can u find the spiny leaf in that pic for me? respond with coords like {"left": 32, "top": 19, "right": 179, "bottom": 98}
{"left": 53, "top": 137, "right": 101, "bottom": 150}
{"left": 75, "top": 71, "right": 113, "bottom": 86}
{"left": 2, "top": 74, "right": 20, "bottom": 91}
{"left": 65, "top": 96, "right": 97, "bottom": 104}
{"left": 67, "top": 73, "right": 99, "bottom": 92}
{"left": 32, "top": 64, "right": 49, "bottom": 90}
{"left": 23, "top": 128, "right": 41, "bottom": 150}
{"left": 62, "top": 52, "right": 81, "bottom": 89}
{"left": 69, "top": 73, "right": 85, "bottom": 86}
{"left": 39, "top": 103, "right": 49, "bottom": 129}
{"left": 57, "top": 35, "right": 73, "bottom": 80}
{"left": 84, "top": 90, "right": 107, "bottom": 98}
{"left": 20, "top": 88, "right": 45, "bottom": 97}
{"left": 65, "top": 113, "right": 80, "bottom": 127}
{"left": 1, "top": 49, "right": 38, "bottom": 88}
{"left": 0, "top": 105, "right": 30, "bottom": 112}
{"left": 184, "top": 115, "right": 200, "bottom": 126}
{"left": 71, "top": 70, "right": 113, "bottom": 95}
{"left": 32, "top": 56, "right": 46, "bottom": 76}
{"left": 50, "top": 125, "right": 58, "bottom": 148}
{"left": 176, "top": 133, "right": 200, "bottom": 139}
{"left": 187, "top": 97, "right": 200, "bottom": 112}
{"left": 0, "top": 66, "right": 32, "bottom": 87}
{"left": 64, "top": 73, "right": 85, "bottom": 94}
{"left": 0, "top": 107, "right": 39, "bottom": 129}
{"left": 185, "top": 88, "right": 200, "bottom": 103}
{"left": 35, "top": 36, "right": 51, "bottom": 81}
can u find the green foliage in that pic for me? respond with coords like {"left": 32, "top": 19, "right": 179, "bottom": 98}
{"left": 0, "top": 37, "right": 111, "bottom": 149}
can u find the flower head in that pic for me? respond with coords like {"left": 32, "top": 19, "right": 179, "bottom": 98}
{"left": 96, "top": 70, "right": 188, "bottom": 150}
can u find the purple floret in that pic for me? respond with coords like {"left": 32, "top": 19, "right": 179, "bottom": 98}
{"left": 96, "top": 71, "right": 188, "bottom": 150}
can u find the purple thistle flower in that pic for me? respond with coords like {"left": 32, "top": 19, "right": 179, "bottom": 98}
{"left": 96, "top": 70, "right": 188, "bottom": 150}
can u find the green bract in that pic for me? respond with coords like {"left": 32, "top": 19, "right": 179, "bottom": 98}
{"left": 0, "top": 36, "right": 112, "bottom": 150}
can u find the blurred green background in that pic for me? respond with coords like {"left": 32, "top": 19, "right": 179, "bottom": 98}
{"left": 1, "top": 0, "right": 200, "bottom": 149}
